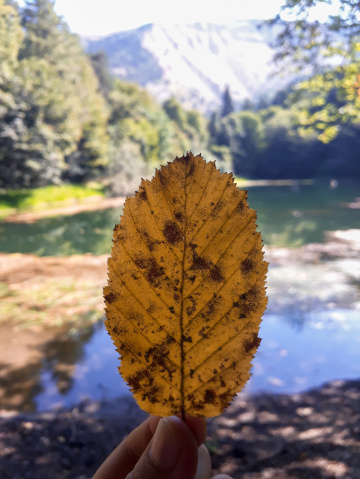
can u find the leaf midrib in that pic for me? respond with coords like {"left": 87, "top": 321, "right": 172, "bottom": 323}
{"left": 179, "top": 162, "right": 188, "bottom": 420}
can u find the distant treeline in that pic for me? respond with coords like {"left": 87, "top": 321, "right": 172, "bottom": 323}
{"left": 0, "top": 0, "right": 359, "bottom": 194}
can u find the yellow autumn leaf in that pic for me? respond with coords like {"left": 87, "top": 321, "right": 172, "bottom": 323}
{"left": 104, "top": 153, "right": 268, "bottom": 417}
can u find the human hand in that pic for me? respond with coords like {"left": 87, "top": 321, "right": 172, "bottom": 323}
{"left": 92, "top": 415, "right": 233, "bottom": 479}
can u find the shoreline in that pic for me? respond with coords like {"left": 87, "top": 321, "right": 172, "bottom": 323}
{"left": 2, "top": 195, "right": 126, "bottom": 223}
{"left": 0, "top": 178, "right": 316, "bottom": 224}
{"left": 1, "top": 378, "right": 359, "bottom": 478}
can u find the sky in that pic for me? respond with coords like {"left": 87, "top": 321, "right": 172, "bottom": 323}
{"left": 18, "top": 0, "right": 341, "bottom": 36}
{"left": 51, "top": 0, "right": 285, "bottom": 35}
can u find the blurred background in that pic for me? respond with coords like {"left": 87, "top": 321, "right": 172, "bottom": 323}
{"left": 0, "top": 0, "right": 359, "bottom": 475}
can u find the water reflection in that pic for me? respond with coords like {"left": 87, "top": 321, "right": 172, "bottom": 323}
{"left": 35, "top": 322, "right": 130, "bottom": 411}
{"left": 248, "top": 310, "right": 360, "bottom": 394}
{"left": 1, "top": 308, "right": 358, "bottom": 412}
{"left": 0, "top": 322, "right": 98, "bottom": 411}
{"left": 0, "top": 181, "right": 360, "bottom": 255}
{"left": 0, "top": 207, "right": 121, "bottom": 256}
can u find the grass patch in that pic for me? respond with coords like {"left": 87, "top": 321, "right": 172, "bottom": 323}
{"left": 0, "top": 278, "right": 104, "bottom": 329}
{"left": 0, "top": 183, "right": 105, "bottom": 219}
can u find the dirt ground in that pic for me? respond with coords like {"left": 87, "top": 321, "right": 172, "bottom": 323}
{"left": 0, "top": 379, "right": 359, "bottom": 478}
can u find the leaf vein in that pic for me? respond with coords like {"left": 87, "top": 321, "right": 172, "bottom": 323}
{"left": 187, "top": 165, "right": 214, "bottom": 222}
{"left": 127, "top": 200, "right": 181, "bottom": 264}
{"left": 113, "top": 329, "right": 176, "bottom": 388}
{"left": 185, "top": 311, "right": 261, "bottom": 390}
{"left": 186, "top": 273, "right": 265, "bottom": 354}
{"left": 109, "top": 262, "right": 180, "bottom": 370}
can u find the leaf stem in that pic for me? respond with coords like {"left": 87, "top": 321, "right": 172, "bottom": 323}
{"left": 181, "top": 409, "right": 186, "bottom": 423}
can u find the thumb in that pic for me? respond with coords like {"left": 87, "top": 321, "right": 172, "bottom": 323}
{"left": 128, "top": 416, "right": 199, "bottom": 479}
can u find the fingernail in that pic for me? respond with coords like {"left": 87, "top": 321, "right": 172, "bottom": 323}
{"left": 150, "top": 417, "right": 180, "bottom": 470}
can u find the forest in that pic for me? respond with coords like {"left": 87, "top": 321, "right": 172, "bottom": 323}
{"left": 1, "top": 0, "right": 360, "bottom": 195}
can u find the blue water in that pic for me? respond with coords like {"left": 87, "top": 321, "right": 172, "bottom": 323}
{"left": 34, "top": 309, "right": 360, "bottom": 411}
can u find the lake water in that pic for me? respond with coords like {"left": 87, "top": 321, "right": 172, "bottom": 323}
{"left": 1, "top": 180, "right": 359, "bottom": 411}
{"left": 33, "top": 309, "right": 360, "bottom": 412}
{"left": 1, "top": 180, "right": 360, "bottom": 255}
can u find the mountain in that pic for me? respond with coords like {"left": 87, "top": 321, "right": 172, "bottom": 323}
{"left": 83, "top": 21, "right": 282, "bottom": 114}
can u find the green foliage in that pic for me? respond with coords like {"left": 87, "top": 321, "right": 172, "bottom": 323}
{"left": 270, "top": 0, "right": 360, "bottom": 69}
{"left": 287, "top": 63, "right": 360, "bottom": 143}
{"left": 210, "top": 111, "right": 264, "bottom": 177}
{"left": 268, "top": 0, "right": 360, "bottom": 144}
{"left": 163, "top": 97, "right": 187, "bottom": 129}
{"left": 0, "top": 0, "right": 22, "bottom": 81}
{"left": 89, "top": 51, "right": 114, "bottom": 98}
{"left": 108, "top": 80, "right": 174, "bottom": 163}
{"left": 105, "top": 80, "right": 175, "bottom": 194}
{"left": 0, "top": 0, "right": 108, "bottom": 188}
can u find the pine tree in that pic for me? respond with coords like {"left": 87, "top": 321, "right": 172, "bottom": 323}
{"left": 208, "top": 111, "right": 219, "bottom": 140}
{"left": 221, "top": 86, "right": 234, "bottom": 118}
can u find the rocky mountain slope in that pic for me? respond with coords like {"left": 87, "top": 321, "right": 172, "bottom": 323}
{"left": 84, "top": 21, "right": 282, "bottom": 113}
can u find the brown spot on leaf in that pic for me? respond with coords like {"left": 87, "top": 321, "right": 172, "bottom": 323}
{"left": 190, "top": 253, "right": 211, "bottom": 271}
{"left": 174, "top": 211, "right": 184, "bottom": 222}
{"left": 144, "top": 345, "right": 175, "bottom": 382}
{"left": 141, "top": 229, "right": 160, "bottom": 252}
{"left": 203, "top": 295, "right": 219, "bottom": 318}
{"left": 158, "top": 169, "right": 166, "bottom": 186}
{"left": 186, "top": 296, "right": 197, "bottom": 316}
{"left": 128, "top": 369, "right": 151, "bottom": 392}
{"left": 165, "top": 335, "right": 176, "bottom": 346}
{"left": 134, "top": 257, "right": 148, "bottom": 269}
{"left": 104, "top": 291, "right": 116, "bottom": 304}
{"left": 182, "top": 334, "right": 193, "bottom": 343}
{"left": 219, "top": 391, "right": 232, "bottom": 409}
{"left": 139, "top": 189, "right": 147, "bottom": 201}
{"left": 187, "top": 161, "right": 195, "bottom": 177}
{"left": 241, "top": 258, "right": 254, "bottom": 274}
{"left": 193, "top": 403, "right": 205, "bottom": 410}
{"left": 204, "top": 389, "right": 216, "bottom": 404}
{"left": 198, "top": 326, "right": 209, "bottom": 338}
{"left": 142, "top": 384, "right": 161, "bottom": 404}
{"left": 210, "top": 264, "right": 224, "bottom": 282}
{"left": 147, "top": 303, "right": 155, "bottom": 314}
{"left": 244, "top": 334, "right": 261, "bottom": 353}
{"left": 163, "top": 221, "right": 183, "bottom": 244}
